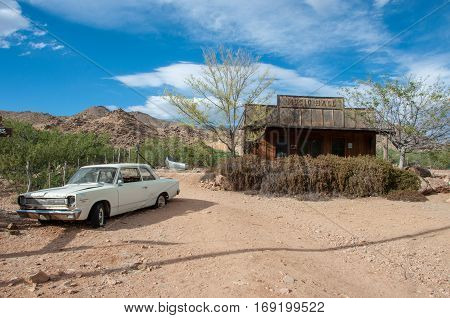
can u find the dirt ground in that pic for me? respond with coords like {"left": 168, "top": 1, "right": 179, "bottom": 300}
{"left": 0, "top": 171, "right": 449, "bottom": 298}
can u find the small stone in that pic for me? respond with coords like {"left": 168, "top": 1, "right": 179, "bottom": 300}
{"left": 25, "top": 270, "right": 50, "bottom": 284}
{"left": 28, "top": 283, "right": 37, "bottom": 292}
{"left": 278, "top": 288, "right": 291, "bottom": 295}
{"left": 283, "top": 275, "right": 295, "bottom": 284}
{"left": 7, "top": 223, "right": 18, "bottom": 230}
{"left": 8, "top": 230, "right": 20, "bottom": 236}
{"left": 232, "top": 280, "right": 248, "bottom": 286}
{"left": 67, "top": 289, "right": 78, "bottom": 294}
{"left": 105, "top": 277, "right": 122, "bottom": 286}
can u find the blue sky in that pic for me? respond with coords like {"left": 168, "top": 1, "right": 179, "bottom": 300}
{"left": 0, "top": 0, "right": 449, "bottom": 119}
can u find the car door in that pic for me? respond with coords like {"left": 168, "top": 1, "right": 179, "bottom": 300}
{"left": 139, "top": 166, "right": 160, "bottom": 206}
{"left": 116, "top": 167, "right": 147, "bottom": 213}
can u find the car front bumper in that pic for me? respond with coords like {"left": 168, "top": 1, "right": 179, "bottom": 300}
{"left": 16, "top": 209, "right": 82, "bottom": 221}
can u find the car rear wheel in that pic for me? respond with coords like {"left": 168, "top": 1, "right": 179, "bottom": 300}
{"left": 154, "top": 194, "right": 166, "bottom": 209}
{"left": 88, "top": 203, "right": 106, "bottom": 228}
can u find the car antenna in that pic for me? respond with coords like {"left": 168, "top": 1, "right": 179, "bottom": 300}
{"left": 135, "top": 144, "right": 155, "bottom": 169}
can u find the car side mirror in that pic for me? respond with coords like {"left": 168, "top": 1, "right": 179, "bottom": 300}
{"left": 117, "top": 180, "right": 124, "bottom": 187}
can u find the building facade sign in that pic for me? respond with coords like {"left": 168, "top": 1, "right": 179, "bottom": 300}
{"left": 278, "top": 95, "right": 344, "bottom": 109}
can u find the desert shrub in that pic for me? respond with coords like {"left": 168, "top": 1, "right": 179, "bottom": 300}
{"left": 386, "top": 190, "right": 427, "bottom": 202}
{"left": 218, "top": 154, "right": 420, "bottom": 197}
{"left": 388, "top": 168, "right": 420, "bottom": 191}
{"left": 200, "top": 172, "right": 216, "bottom": 182}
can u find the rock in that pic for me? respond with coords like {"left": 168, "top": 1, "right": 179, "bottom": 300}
{"left": 67, "top": 289, "right": 79, "bottom": 294}
{"left": 8, "top": 230, "right": 20, "bottom": 236}
{"left": 283, "top": 275, "right": 295, "bottom": 284}
{"left": 278, "top": 288, "right": 291, "bottom": 295}
{"left": 420, "top": 177, "right": 450, "bottom": 195}
{"left": 105, "top": 277, "right": 122, "bottom": 286}
{"left": 232, "top": 280, "right": 248, "bottom": 286}
{"left": 6, "top": 223, "right": 18, "bottom": 230}
{"left": 214, "top": 175, "right": 225, "bottom": 186}
{"left": 25, "top": 270, "right": 50, "bottom": 284}
{"left": 28, "top": 283, "right": 37, "bottom": 292}
{"left": 407, "top": 166, "right": 431, "bottom": 178}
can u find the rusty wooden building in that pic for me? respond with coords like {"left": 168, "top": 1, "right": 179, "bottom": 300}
{"left": 243, "top": 95, "right": 379, "bottom": 159}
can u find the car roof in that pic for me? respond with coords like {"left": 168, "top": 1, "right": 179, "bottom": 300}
{"left": 80, "top": 163, "right": 151, "bottom": 169}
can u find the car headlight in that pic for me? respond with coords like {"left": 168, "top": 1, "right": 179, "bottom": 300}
{"left": 67, "top": 196, "right": 76, "bottom": 207}
{"left": 18, "top": 195, "right": 26, "bottom": 206}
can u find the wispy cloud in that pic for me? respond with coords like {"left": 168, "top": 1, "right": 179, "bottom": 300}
{"left": 0, "top": 0, "right": 29, "bottom": 48}
{"left": 374, "top": 0, "right": 391, "bottom": 9}
{"left": 24, "top": 0, "right": 388, "bottom": 59}
{"left": 29, "top": 41, "right": 47, "bottom": 49}
{"left": 114, "top": 61, "right": 339, "bottom": 97}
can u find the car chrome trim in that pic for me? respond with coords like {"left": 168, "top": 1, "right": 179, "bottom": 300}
{"left": 16, "top": 209, "right": 82, "bottom": 220}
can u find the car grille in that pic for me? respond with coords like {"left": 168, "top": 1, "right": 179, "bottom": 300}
{"left": 25, "top": 198, "right": 67, "bottom": 206}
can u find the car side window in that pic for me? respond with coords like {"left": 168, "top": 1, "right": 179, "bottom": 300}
{"left": 140, "top": 167, "right": 155, "bottom": 181}
{"left": 120, "top": 168, "right": 141, "bottom": 183}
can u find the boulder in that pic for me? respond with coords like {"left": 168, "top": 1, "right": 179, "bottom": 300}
{"left": 407, "top": 166, "right": 431, "bottom": 178}
{"left": 25, "top": 270, "right": 50, "bottom": 284}
{"left": 420, "top": 177, "right": 450, "bottom": 195}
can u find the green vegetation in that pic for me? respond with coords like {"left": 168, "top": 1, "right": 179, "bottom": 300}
{"left": 376, "top": 147, "right": 450, "bottom": 169}
{"left": 0, "top": 119, "right": 227, "bottom": 192}
{"left": 218, "top": 155, "right": 420, "bottom": 198}
{"left": 386, "top": 190, "right": 427, "bottom": 202}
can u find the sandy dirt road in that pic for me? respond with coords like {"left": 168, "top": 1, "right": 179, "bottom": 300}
{"left": 0, "top": 171, "right": 449, "bottom": 298}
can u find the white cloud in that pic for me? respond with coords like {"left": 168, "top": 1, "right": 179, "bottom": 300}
{"left": 51, "top": 44, "right": 64, "bottom": 50}
{"left": 24, "top": 0, "right": 388, "bottom": 58}
{"left": 19, "top": 51, "right": 31, "bottom": 56}
{"left": 126, "top": 96, "right": 181, "bottom": 121}
{"left": 0, "top": 0, "right": 29, "bottom": 48}
{"left": 374, "top": 0, "right": 391, "bottom": 8}
{"left": 115, "top": 61, "right": 339, "bottom": 97}
{"left": 30, "top": 41, "right": 47, "bottom": 49}
{"left": 115, "top": 62, "right": 203, "bottom": 90}
{"left": 0, "top": 39, "right": 10, "bottom": 48}
{"left": 399, "top": 53, "right": 450, "bottom": 84}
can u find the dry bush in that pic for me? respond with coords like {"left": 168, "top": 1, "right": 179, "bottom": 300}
{"left": 386, "top": 190, "right": 427, "bottom": 202}
{"left": 218, "top": 155, "right": 420, "bottom": 197}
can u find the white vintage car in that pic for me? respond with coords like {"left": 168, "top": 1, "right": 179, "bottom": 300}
{"left": 16, "top": 163, "right": 180, "bottom": 228}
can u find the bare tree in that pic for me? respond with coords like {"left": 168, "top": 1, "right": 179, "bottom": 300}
{"left": 344, "top": 76, "right": 449, "bottom": 168}
{"left": 165, "top": 47, "right": 274, "bottom": 156}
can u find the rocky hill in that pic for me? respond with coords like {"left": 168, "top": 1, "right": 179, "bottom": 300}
{"left": 0, "top": 106, "right": 217, "bottom": 149}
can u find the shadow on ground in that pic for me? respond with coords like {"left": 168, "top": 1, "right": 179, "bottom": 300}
{"left": 1, "top": 224, "right": 449, "bottom": 288}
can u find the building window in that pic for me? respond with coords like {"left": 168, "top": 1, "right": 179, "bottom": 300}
{"left": 299, "top": 138, "right": 323, "bottom": 157}
{"left": 332, "top": 138, "right": 346, "bottom": 157}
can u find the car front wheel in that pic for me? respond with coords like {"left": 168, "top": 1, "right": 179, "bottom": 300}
{"left": 88, "top": 202, "right": 106, "bottom": 228}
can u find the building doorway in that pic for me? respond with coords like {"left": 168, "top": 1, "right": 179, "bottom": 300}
{"left": 332, "top": 138, "right": 346, "bottom": 156}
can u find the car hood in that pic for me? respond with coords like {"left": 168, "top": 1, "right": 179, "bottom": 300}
{"left": 25, "top": 184, "right": 105, "bottom": 198}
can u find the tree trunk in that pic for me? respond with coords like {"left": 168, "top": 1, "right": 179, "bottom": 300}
{"left": 383, "top": 135, "right": 389, "bottom": 160}
{"left": 398, "top": 147, "right": 406, "bottom": 169}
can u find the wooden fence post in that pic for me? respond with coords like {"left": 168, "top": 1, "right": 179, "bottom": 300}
{"left": 63, "top": 161, "right": 67, "bottom": 186}
{"left": 47, "top": 163, "right": 51, "bottom": 188}
{"left": 26, "top": 161, "right": 31, "bottom": 192}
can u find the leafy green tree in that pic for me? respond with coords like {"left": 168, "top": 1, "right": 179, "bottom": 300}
{"left": 165, "top": 47, "right": 274, "bottom": 157}
{"left": 344, "top": 76, "right": 449, "bottom": 168}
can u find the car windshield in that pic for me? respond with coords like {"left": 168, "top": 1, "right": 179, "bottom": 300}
{"left": 68, "top": 167, "right": 118, "bottom": 184}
